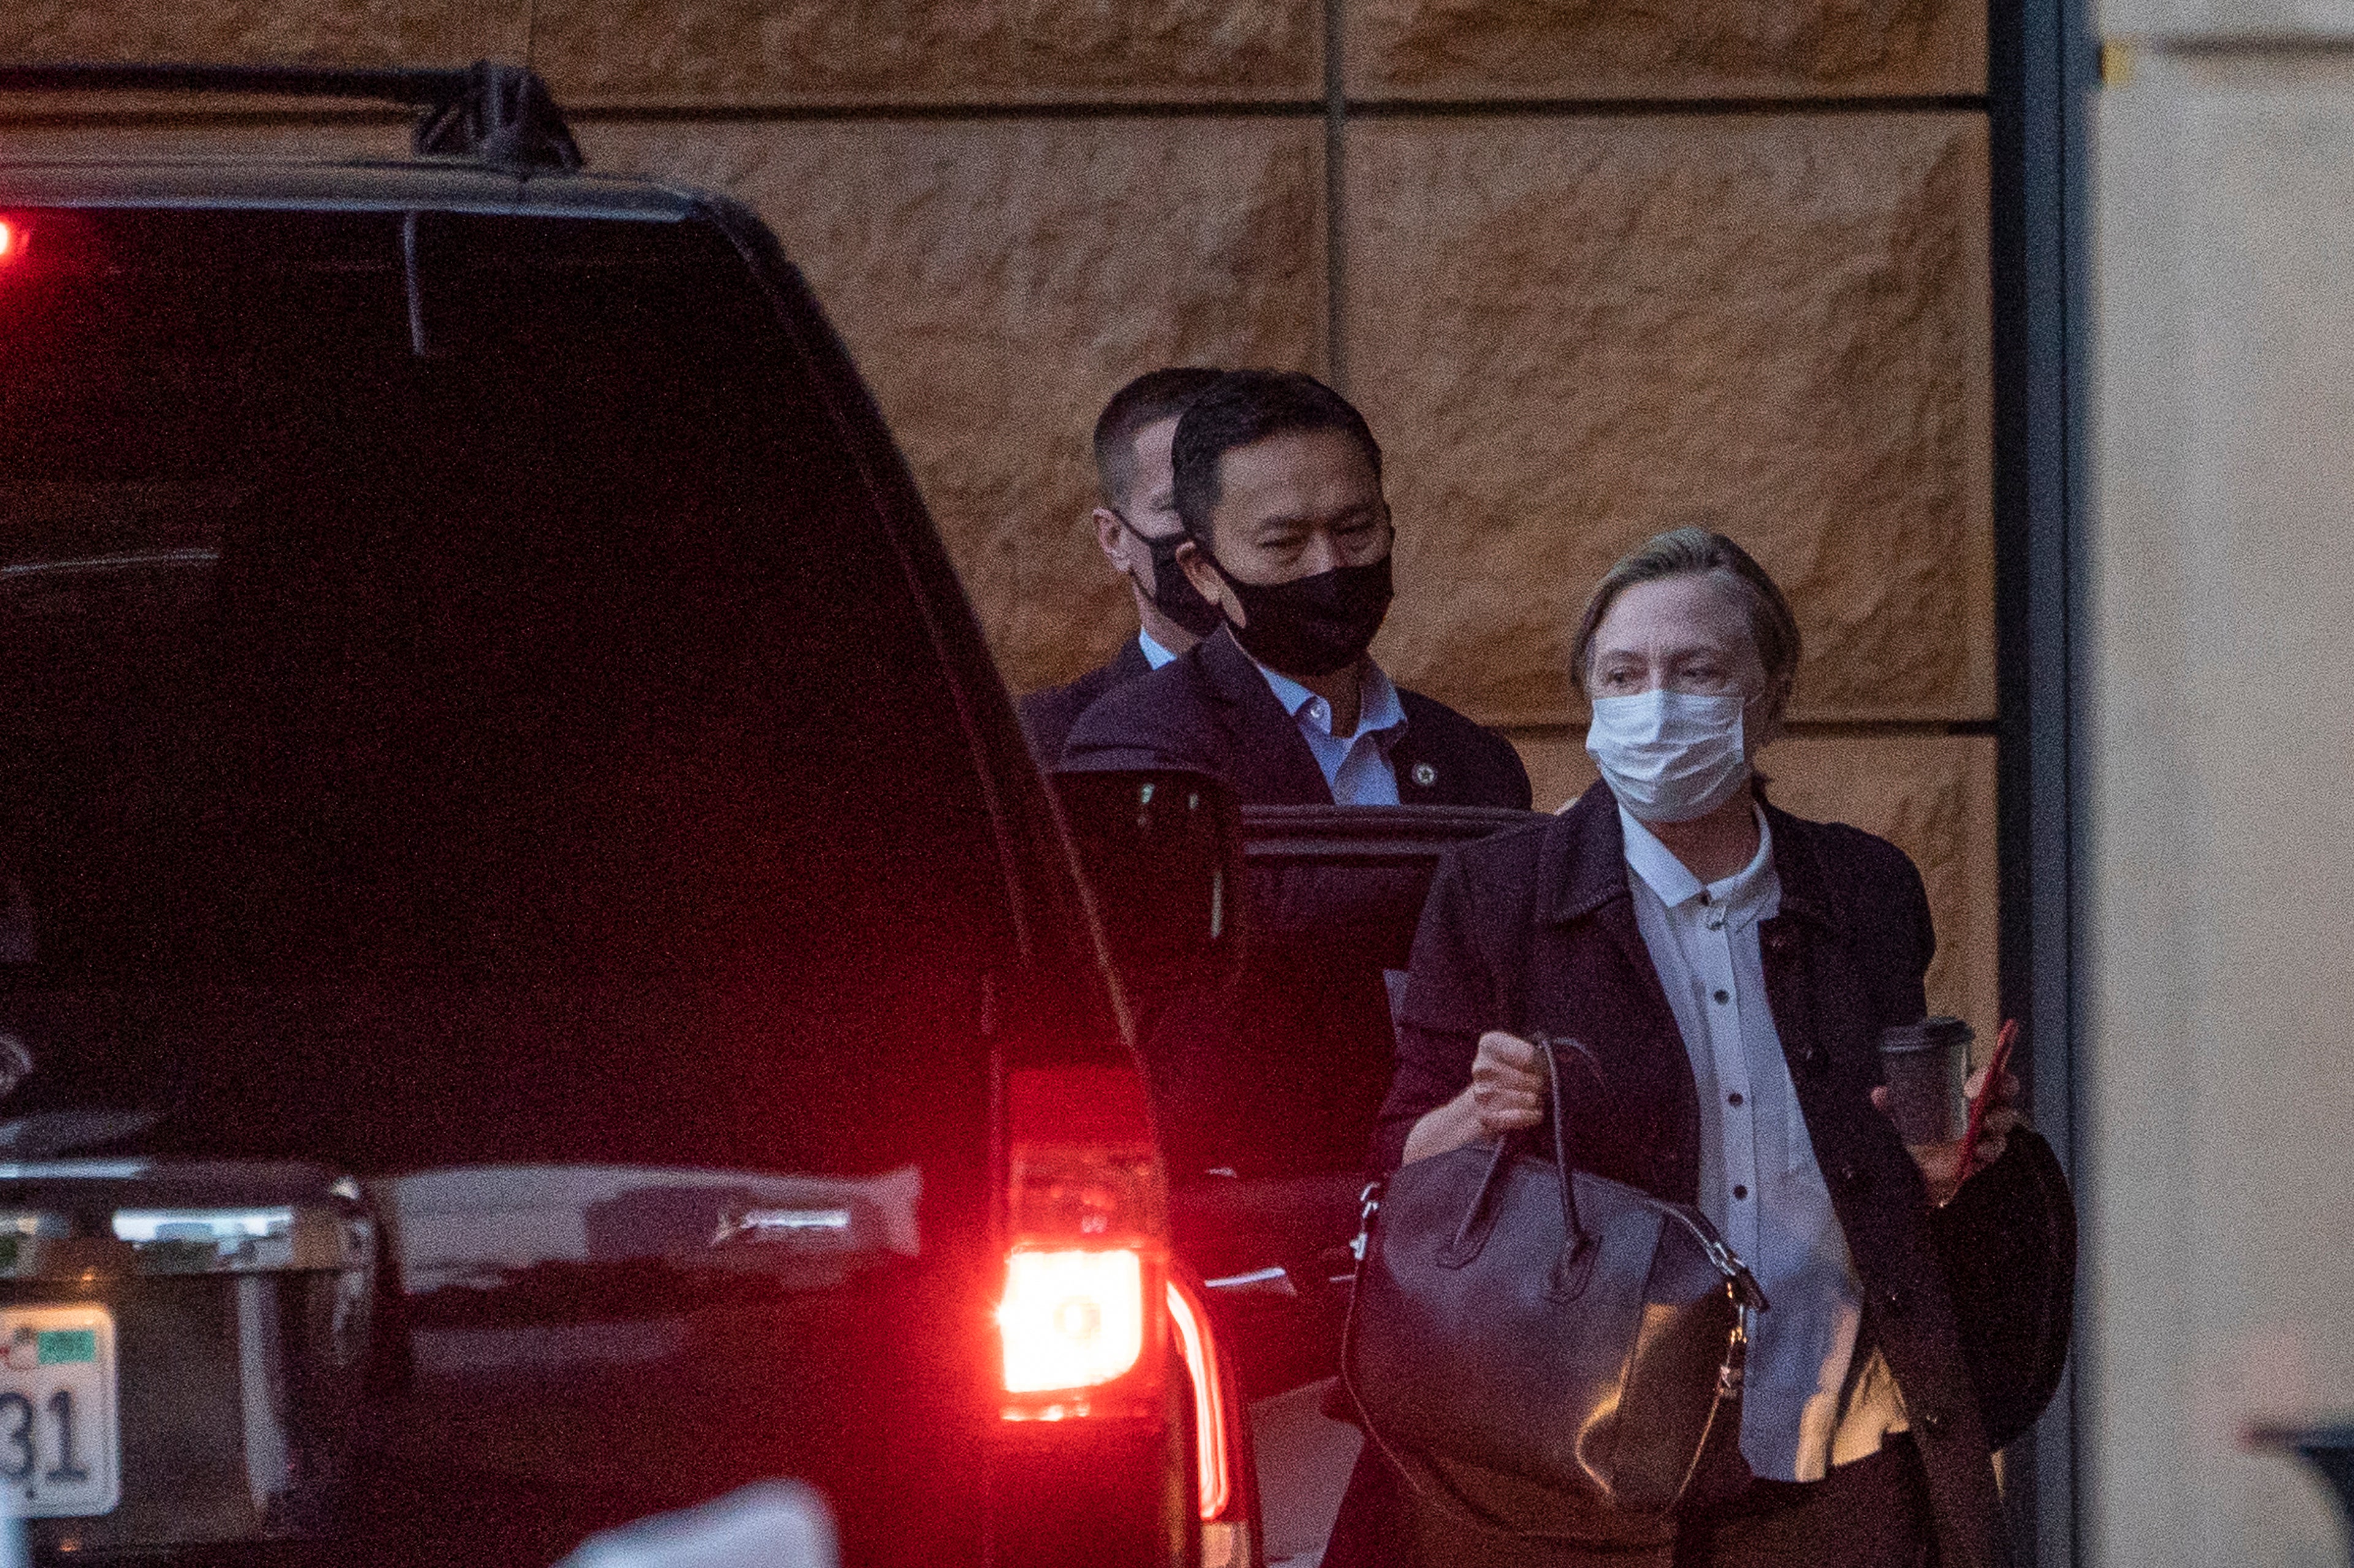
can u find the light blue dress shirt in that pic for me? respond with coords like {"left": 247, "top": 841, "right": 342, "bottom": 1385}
{"left": 1619, "top": 806, "right": 1905, "bottom": 1481}
{"left": 1137, "top": 628, "right": 1180, "bottom": 670}
{"left": 1247, "top": 658, "right": 1407, "bottom": 805}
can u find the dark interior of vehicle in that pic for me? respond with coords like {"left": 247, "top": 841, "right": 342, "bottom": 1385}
{"left": 0, "top": 205, "right": 1010, "bottom": 1182}
{"left": 1152, "top": 807, "right": 1539, "bottom": 1400}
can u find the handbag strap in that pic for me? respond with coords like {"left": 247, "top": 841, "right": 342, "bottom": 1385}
{"left": 1538, "top": 1032, "right": 1594, "bottom": 1254}
{"left": 1491, "top": 881, "right": 1606, "bottom": 1260}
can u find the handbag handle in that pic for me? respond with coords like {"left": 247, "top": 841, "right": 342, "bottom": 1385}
{"left": 1538, "top": 1033, "right": 1593, "bottom": 1254}
{"left": 1441, "top": 1032, "right": 1605, "bottom": 1290}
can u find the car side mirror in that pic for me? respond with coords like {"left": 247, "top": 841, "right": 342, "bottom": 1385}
{"left": 1053, "top": 769, "right": 1244, "bottom": 988}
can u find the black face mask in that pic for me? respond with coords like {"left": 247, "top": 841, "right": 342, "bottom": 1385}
{"left": 1122, "top": 517, "right": 1226, "bottom": 639}
{"left": 1206, "top": 553, "right": 1395, "bottom": 678}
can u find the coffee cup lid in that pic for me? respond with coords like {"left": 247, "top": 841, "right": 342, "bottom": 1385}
{"left": 1879, "top": 1015, "right": 1974, "bottom": 1053}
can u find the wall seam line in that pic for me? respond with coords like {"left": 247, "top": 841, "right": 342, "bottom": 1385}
{"left": 1325, "top": 0, "right": 1347, "bottom": 390}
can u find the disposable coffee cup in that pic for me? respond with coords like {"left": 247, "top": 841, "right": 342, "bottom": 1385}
{"left": 1877, "top": 1016, "right": 1975, "bottom": 1145}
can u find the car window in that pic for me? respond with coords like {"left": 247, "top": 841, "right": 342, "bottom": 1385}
{"left": 1146, "top": 806, "right": 1538, "bottom": 1178}
{"left": 0, "top": 207, "right": 1008, "bottom": 1179}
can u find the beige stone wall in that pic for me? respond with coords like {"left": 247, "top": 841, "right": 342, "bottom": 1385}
{"left": 0, "top": 2, "right": 1996, "bottom": 1032}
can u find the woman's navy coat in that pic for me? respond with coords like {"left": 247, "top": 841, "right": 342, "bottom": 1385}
{"left": 1373, "top": 782, "right": 2074, "bottom": 1568}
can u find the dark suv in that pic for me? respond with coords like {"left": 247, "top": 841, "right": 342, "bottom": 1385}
{"left": 0, "top": 63, "right": 1251, "bottom": 1568}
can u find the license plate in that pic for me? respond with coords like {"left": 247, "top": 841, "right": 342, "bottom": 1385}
{"left": 0, "top": 1306, "right": 118, "bottom": 1517}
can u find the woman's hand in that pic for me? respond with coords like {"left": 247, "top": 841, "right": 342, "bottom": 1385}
{"left": 1402, "top": 1031, "right": 1554, "bottom": 1165}
{"left": 1468, "top": 1030, "right": 1550, "bottom": 1138}
{"left": 1872, "top": 1067, "right": 2024, "bottom": 1207}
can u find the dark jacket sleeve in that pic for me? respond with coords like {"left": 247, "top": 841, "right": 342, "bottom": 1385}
{"left": 1395, "top": 692, "right": 1533, "bottom": 810}
{"left": 1489, "top": 731, "right": 1533, "bottom": 812}
{"left": 1057, "top": 687, "right": 1194, "bottom": 772}
{"left": 1017, "top": 685, "right": 1081, "bottom": 767}
{"left": 1056, "top": 663, "right": 1225, "bottom": 775}
{"left": 1899, "top": 844, "right": 1935, "bottom": 1019}
{"left": 1371, "top": 850, "right": 1501, "bottom": 1174}
{"left": 1832, "top": 821, "right": 1933, "bottom": 1037}
{"left": 1929, "top": 1127, "right": 2077, "bottom": 1447}
{"left": 1057, "top": 733, "right": 1183, "bottom": 772}
{"left": 1437, "top": 710, "right": 1531, "bottom": 811}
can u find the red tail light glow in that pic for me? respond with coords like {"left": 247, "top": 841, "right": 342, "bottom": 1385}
{"left": 1166, "top": 1277, "right": 1231, "bottom": 1519}
{"left": 999, "top": 1065, "right": 1167, "bottom": 1421}
{"left": 999, "top": 1247, "right": 1147, "bottom": 1395}
{"left": 0, "top": 221, "right": 17, "bottom": 261}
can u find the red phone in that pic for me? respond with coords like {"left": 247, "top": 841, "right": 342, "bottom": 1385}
{"left": 1957, "top": 1018, "right": 2018, "bottom": 1181}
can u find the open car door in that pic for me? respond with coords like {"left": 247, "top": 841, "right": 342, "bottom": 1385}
{"left": 1156, "top": 804, "right": 1542, "bottom": 1401}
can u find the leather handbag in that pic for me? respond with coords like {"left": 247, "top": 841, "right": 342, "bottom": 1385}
{"left": 1343, "top": 1035, "right": 1768, "bottom": 1533}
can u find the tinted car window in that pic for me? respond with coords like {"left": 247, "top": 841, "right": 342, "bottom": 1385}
{"left": 0, "top": 208, "right": 1006, "bottom": 1180}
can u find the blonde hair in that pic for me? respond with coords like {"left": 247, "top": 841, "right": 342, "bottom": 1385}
{"left": 1568, "top": 527, "right": 1801, "bottom": 695}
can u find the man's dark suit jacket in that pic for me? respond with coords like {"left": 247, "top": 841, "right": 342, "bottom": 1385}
{"left": 1369, "top": 780, "right": 2074, "bottom": 1567}
{"left": 1058, "top": 625, "right": 1533, "bottom": 810}
{"left": 1016, "top": 634, "right": 1153, "bottom": 766}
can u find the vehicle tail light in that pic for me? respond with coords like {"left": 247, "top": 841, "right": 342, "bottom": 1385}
{"left": 1166, "top": 1276, "right": 1229, "bottom": 1517}
{"left": 0, "top": 221, "right": 18, "bottom": 262}
{"left": 1000, "top": 1247, "right": 1146, "bottom": 1394}
{"left": 998, "top": 1065, "right": 1167, "bottom": 1421}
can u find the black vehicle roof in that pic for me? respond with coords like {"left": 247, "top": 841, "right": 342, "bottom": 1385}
{"left": 0, "top": 156, "right": 706, "bottom": 223}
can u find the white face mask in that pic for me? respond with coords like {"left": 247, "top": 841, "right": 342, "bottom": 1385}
{"left": 1585, "top": 688, "right": 1751, "bottom": 824}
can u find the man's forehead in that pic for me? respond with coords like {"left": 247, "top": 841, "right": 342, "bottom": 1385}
{"left": 1217, "top": 430, "right": 1380, "bottom": 504}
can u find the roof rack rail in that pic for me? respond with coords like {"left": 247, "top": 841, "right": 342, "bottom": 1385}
{"left": 0, "top": 60, "right": 582, "bottom": 173}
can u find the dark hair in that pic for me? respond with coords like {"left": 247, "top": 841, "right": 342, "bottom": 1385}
{"left": 1091, "top": 367, "right": 1224, "bottom": 507}
{"left": 1171, "top": 370, "right": 1384, "bottom": 546}
{"left": 1568, "top": 527, "right": 1802, "bottom": 695}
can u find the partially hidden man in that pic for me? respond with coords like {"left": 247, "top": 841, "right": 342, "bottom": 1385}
{"left": 1060, "top": 368, "right": 1530, "bottom": 811}
{"left": 1017, "top": 367, "right": 1225, "bottom": 764}
{"left": 1332, "top": 529, "right": 2073, "bottom": 1568}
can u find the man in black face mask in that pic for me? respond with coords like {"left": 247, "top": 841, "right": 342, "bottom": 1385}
{"left": 1018, "top": 367, "right": 1227, "bottom": 763}
{"left": 1061, "top": 369, "right": 1529, "bottom": 810}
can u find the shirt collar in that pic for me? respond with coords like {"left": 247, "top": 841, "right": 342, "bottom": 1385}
{"left": 1620, "top": 804, "right": 1775, "bottom": 913}
{"left": 1137, "top": 628, "right": 1180, "bottom": 669}
{"left": 1251, "top": 657, "right": 1407, "bottom": 742}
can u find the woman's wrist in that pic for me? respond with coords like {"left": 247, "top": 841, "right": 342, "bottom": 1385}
{"left": 1403, "top": 1087, "right": 1481, "bottom": 1166}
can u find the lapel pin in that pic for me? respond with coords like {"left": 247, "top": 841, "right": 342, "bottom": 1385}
{"left": 1411, "top": 761, "right": 1438, "bottom": 788}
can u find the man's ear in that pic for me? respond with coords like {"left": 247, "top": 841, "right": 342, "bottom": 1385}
{"left": 1175, "top": 537, "right": 1236, "bottom": 625}
{"left": 1092, "top": 507, "right": 1129, "bottom": 571}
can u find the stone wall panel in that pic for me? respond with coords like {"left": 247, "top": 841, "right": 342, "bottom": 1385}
{"left": 1346, "top": 0, "right": 1984, "bottom": 102}
{"left": 0, "top": 0, "right": 524, "bottom": 70}
{"left": 1512, "top": 733, "right": 1997, "bottom": 1035}
{"left": 535, "top": 1, "right": 1321, "bottom": 107}
{"left": 585, "top": 118, "right": 1326, "bottom": 693}
{"left": 1349, "top": 114, "right": 1994, "bottom": 727}
{"left": 0, "top": 118, "right": 409, "bottom": 158}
